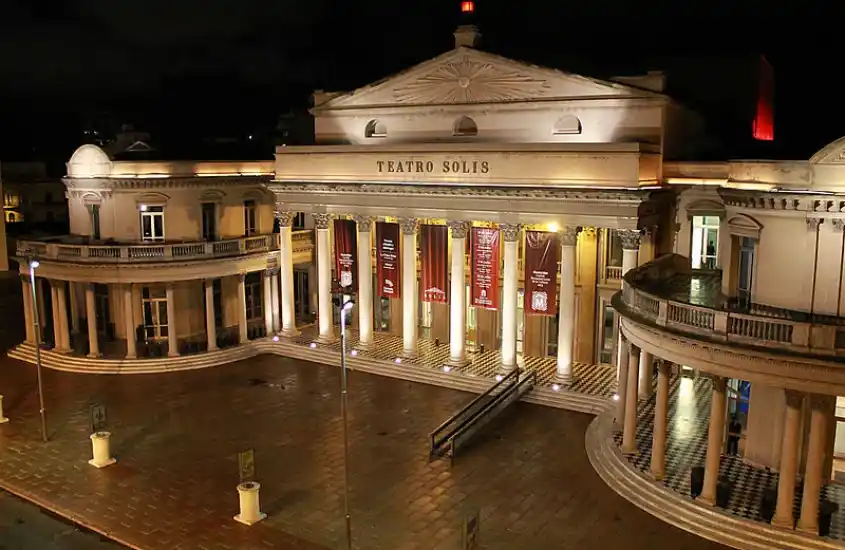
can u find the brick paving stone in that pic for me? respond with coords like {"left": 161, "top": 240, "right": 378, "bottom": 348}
{"left": 0, "top": 349, "right": 730, "bottom": 550}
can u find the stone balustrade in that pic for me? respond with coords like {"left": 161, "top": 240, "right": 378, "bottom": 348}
{"left": 16, "top": 231, "right": 314, "bottom": 264}
{"left": 618, "top": 254, "right": 845, "bottom": 358}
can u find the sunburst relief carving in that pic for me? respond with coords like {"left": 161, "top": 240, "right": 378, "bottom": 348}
{"left": 393, "top": 56, "right": 550, "bottom": 104}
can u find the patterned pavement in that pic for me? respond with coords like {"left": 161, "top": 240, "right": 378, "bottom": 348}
{"left": 614, "top": 371, "right": 845, "bottom": 540}
{"left": 0, "top": 353, "right": 728, "bottom": 550}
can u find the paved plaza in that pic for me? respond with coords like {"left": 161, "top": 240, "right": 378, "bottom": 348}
{"left": 0, "top": 348, "right": 729, "bottom": 550}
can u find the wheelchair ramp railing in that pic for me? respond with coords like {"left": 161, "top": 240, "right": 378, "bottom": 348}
{"left": 429, "top": 369, "right": 536, "bottom": 461}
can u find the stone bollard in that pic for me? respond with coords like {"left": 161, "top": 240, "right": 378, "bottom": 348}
{"left": 234, "top": 481, "right": 266, "bottom": 526}
{"left": 88, "top": 431, "right": 116, "bottom": 468}
{"left": 0, "top": 395, "right": 8, "bottom": 424}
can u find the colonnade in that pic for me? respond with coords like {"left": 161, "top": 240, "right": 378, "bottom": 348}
{"left": 307, "top": 213, "right": 603, "bottom": 379}
{"left": 617, "top": 335, "right": 834, "bottom": 534}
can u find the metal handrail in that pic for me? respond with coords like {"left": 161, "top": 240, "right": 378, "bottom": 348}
{"left": 446, "top": 370, "right": 537, "bottom": 460}
{"left": 429, "top": 368, "right": 519, "bottom": 455}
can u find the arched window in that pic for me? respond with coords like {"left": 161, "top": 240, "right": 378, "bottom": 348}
{"left": 553, "top": 115, "right": 582, "bottom": 135}
{"left": 365, "top": 120, "right": 387, "bottom": 138}
{"left": 453, "top": 116, "right": 478, "bottom": 137}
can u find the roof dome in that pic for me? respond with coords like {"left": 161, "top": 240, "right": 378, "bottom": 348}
{"left": 809, "top": 136, "right": 845, "bottom": 164}
{"left": 67, "top": 144, "right": 113, "bottom": 178}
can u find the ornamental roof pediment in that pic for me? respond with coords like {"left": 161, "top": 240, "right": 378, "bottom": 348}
{"left": 313, "top": 47, "right": 663, "bottom": 110}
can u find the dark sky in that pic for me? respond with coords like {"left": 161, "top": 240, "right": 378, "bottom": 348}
{"left": 0, "top": 0, "right": 835, "bottom": 159}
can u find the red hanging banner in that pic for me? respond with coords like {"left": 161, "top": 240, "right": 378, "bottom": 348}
{"left": 471, "top": 227, "right": 500, "bottom": 310}
{"left": 376, "top": 221, "right": 401, "bottom": 299}
{"left": 524, "top": 230, "right": 559, "bottom": 316}
{"left": 333, "top": 219, "right": 357, "bottom": 293}
{"left": 420, "top": 225, "right": 448, "bottom": 303}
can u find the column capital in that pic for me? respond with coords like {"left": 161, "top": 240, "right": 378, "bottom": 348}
{"left": 264, "top": 267, "right": 279, "bottom": 277}
{"left": 785, "top": 389, "right": 805, "bottom": 409}
{"left": 579, "top": 227, "right": 597, "bottom": 239}
{"left": 711, "top": 375, "right": 727, "bottom": 392}
{"left": 447, "top": 220, "right": 471, "bottom": 239}
{"left": 807, "top": 217, "right": 823, "bottom": 232}
{"left": 619, "top": 229, "right": 642, "bottom": 251}
{"left": 237, "top": 273, "right": 247, "bottom": 283}
{"left": 626, "top": 342, "right": 639, "bottom": 356}
{"left": 500, "top": 223, "right": 521, "bottom": 242}
{"left": 656, "top": 359, "right": 672, "bottom": 376}
{"left": 807, "top": 393, "right": 831, "bottom": 411}
{"left": 399, "top": 217, "right": 419, "bottom": 235}
{"left": 274, "top": 208, "right": 295, "bottom": 227}
{"left": 832, "top": 219, "right": 845, "bottom": 233}
{"left": 313, "top": 213, "right": 333, "bottom": 230}
{"left": 559, "top": 226, "right": 580, "bottom": 247}
{"left": 353, "top": 215, "right": 376, "bottom": 229}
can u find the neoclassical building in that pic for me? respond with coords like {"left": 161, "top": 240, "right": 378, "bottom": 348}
{"left": 8, "top": 22, "right": 845, "bottom": 544}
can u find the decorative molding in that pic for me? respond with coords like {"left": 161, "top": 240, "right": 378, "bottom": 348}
{"left": 806, "top": 217, "right": 823, "bottom": 232}
{"left": 399, "top": 217, "right": 419, "bottom": 235}
{"left": 500, "top": 223, "right": 521, "bottom": 242}
{"left": 269, "top": 182, "right": 649, "bottom": 204}
{"left": 275, "top": 209, "right": 295, "bottom": 227}
{"left": 393, "top": 54, "right": 551, "bottom": 104}
{"left": 353, "top": 215, "right": 376, "bottom": 230}
{"left": 727, "top": 214, "right": 763, "bottom": 239}
{"left": 560, "top": 226, "right": 580, "bottom": 246}
{"left": 619, "top": 229, "right": 641, "bottom": 251}
{"left": 447, "top": 220, "right": 470, "bottom": 239}
{"left": 313, "top": 213, "right": 333, "bottom": 230}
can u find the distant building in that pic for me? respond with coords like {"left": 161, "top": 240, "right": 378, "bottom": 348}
{"left": 2, "top": 161, "right": 67, "bottom": 226}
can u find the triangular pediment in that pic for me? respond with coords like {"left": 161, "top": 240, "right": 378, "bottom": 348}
{"left": 314, "top": 47, "right": 662, "bottom": 110}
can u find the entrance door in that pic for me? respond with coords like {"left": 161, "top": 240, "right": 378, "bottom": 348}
{"left": 201, "top": 203, "right": 217, "bottom": 241}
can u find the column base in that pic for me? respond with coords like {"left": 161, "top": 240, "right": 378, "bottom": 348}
{"left": 796, "top": 522, "right": 818, "bottom": 535}
{"left": 697, "top": 494, "right": 716, "bottom": 506}
{"left": 553, "top": 372, "right": 574, "bottom": 386}
{"left": 355, "top": 340, "right": 374, "bottom": 351}
{"left": 280, "top": 327, "right": 300, "bottom": 338}
{"left": 207, "top": 345, "right": 219, "bottom": 353}
{"left": 621, "top": 446, "right": 638, "bottom": 456}
{"left": 649, "top": 470, "right": 664, "bottom": 482}
{"left": 402, "top": 349, "right": 418, "bottom": 360}
{"left": 0, "top": 416, "right": 8, "bottom": 424}
{"left": 234, "top": 512, "right": 267, "bottom": 526}
{"left": 315, "top": 334, "right": 338, "bottom": 345}
{"left": 771, "top": 515, "right": 795, "bottom": 529}
{"left": 53, "top": 347, "right": 72, "bottom": 354}
{"left": 445, "top": 356, "right": 470, "bottom": 368}
{"left": 87, "top": 353, "right": 102, "bottom": 359}
{"left": 88, "top": 457, "right": 117, "bottom": 469}
{"left": 125, "top": 354, "right": 137, "bottom": 360}
{"left": 168, "top": 351, "right": 180, "bottom": 358}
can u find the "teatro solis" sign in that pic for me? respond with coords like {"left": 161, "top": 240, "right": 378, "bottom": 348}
{"left": 376, "top": 159, "right": 490, "bottom": 175}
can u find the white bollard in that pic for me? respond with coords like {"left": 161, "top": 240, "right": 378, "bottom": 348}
{"left": 234, "top": 481, "right": 266, "bottom": 526}
{"left": 0, "top": 395, "right": 8, "bottom": 424}
{"left": 88, "top": 431, "right": 116, "bottom": 468}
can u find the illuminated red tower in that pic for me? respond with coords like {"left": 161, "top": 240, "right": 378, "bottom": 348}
{"left": 752, "top": 55, "right": 775, "bottom": 141}
{"left": 461, "top": 1, "right": 475, "bottom": 13}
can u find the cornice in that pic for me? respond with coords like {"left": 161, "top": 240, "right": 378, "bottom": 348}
{"left": 64, "top": 176, "right": 272, "bottom": 191}
{"left": 269, "top": 182, "right": 650, "bottom": 204}
{"left": 718, "top": 188, "right": 845, "bottom": 213}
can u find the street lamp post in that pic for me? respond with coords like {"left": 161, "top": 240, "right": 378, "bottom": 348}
{"left": 29, "top": 259, "right": 48, "bottom": 442}
{"left": 339, "top": 298, "right": 355, "bottom": 550}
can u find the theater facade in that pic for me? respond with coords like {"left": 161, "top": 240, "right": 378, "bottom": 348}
{"left": 10, "top": 23, "right": 845, "bottom": 546}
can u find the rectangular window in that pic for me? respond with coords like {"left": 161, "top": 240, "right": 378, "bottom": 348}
{"left": 140, "top": 206, "right": 165, "bottom": 242}
{"left": 90, "top": 204, "right": 101, "bottom": 240}
{"left": 244, "top": 200, "right": 257, "bottom": 236}
{"left": 737, "top": 236, "right": 756, "bottom": 303}
{"left": 691, "top": 215, "right": 720, "bottom": 269}
{"left": 245, "top": 273, "right": 263, "bottom": 321}
{"left": 606, "top": 229, "right": 623, "bottom": 268}
{"left": 142, "top": 286, "right": 168, "bottom": 340}
{"left": 599, "top": 304, "right": 615, "bottom": 364}
{"left": 201, "top": 203, "right": 217, "bottom": 241}
{"left": 293, "top": 212, "right": 306, "bottom": 230}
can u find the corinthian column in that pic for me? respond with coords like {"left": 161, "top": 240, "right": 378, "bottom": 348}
{"left": 313, "top": 213, "right": 335, "bottom": 343}
{"left": 700, "top": 376, "right": 727, "bottom": 505}
{"left": 400, "top": 217, "right": 419, "bottom": 358}
{"left": 616, "top": 229, "right": 641, "bottom": 380}
{"left": 276, "top": 210, "right": 299, "bottom": 337}
{"left": 773, "top": 390, "right": 804, "bottom": 528}
{"left": 500, "top": 223, "right": 521, "bottom": 370}
{"left": 354, "top": 215, "right": 375, "bottom": 349}
{"left": 797, "top": 395, "right": 831, "bottom": 533}
{"left": 447, "top": 221, "right": 470, "bottom": 366}
{"left": 556, "top": 226, "right": 578, "bottom": 383}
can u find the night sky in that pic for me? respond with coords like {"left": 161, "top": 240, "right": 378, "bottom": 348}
{"left": 0, "top": 0, "right": 832, "bottom": 160}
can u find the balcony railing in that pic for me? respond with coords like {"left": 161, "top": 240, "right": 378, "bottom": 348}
{"left": 617, "top": 254, "right": 845, "bottom": 359}
{"left": 16, "top": 230, "right": 314, "bottom": 264}
{"left": 604, "top": 265, "right": 623, "bottom": 282}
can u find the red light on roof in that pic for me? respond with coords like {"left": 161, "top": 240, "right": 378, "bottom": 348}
{"left": 461, "top": 1, "right": 475, "bottom": 12}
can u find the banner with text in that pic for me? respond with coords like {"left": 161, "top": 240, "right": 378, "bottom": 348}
{"left": 376, "top": 222, "right": 401, "bottom": 299}
{"left": 524, "top": 231, "right": 559, "bottom": 316}
{"left": 471, "top": 227, "right": 500, "bottom": 310}
{"left": 420, "top": 225, "right": 448, "bottom": 303}
{"left": 333, "top": 219, "right": 358, "bottom": 293}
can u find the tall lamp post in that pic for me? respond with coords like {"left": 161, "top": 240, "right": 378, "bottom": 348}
{"left": 28, "top": 259, "right": 48, "bottom": 442}
{"left": 339, "top": 298, "right": 355, "bottom": 550}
